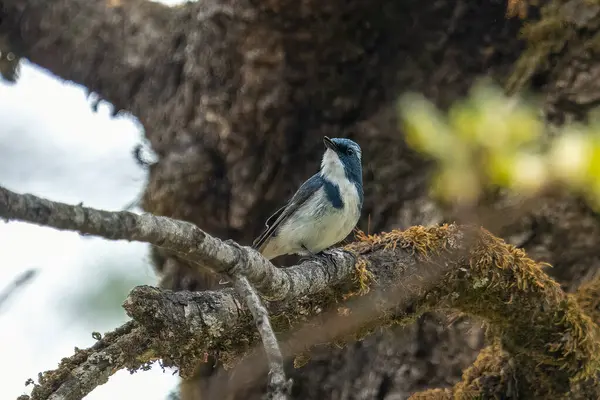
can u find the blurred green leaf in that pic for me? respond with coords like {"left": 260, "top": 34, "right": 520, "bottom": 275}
{"left": 397, "top": 79, "right": 600, "bottom": 207}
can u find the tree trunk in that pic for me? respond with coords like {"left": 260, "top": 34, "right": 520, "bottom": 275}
{"left": 3, "top": 0, "right": 600, "bottom": 398}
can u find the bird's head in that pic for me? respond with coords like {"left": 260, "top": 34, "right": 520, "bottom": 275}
{"left": 321, "top": 136, "right": 363, "bottom": 186}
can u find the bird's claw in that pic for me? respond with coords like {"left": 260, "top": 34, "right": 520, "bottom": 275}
{"left": 319, "top": 249, "right": 337, "bottom": 266}
{"left": 299, "top": 247, "right": 336, "bottom": 266}
{"left": 299, "top": 253, "right": 320, "bottom": 263}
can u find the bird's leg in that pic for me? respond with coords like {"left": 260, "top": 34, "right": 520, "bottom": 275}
{"left": 299, "top": 244, "right": 321, "bottom": 263}
{"left": 299, "top": 245, "right": 336, "bottom": 266}
{"left": 318, "top": 248, "right": 338, "bottom": 266}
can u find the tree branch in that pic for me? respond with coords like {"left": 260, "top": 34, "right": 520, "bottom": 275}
{"left": 0, "top": 185, "right": 352, "bottom": 301}
{"left": 0, "top": 268, "right": 37, "bottom": 311}
{"left": 412, "top": 272, "right": 600, "bottom": 400}
{"left": 0, "top": 0, "right": 176, "bottom": 115}
{"left": 119, "top": 224, "right": 463, "bottom": 377}
{"left": 17, "top": 322, "right": 155, "bottom": 400}
{"left": 231, "top": 275, "right": 290, "bottom": 400}
{"left": 19, "top": 224, "right": 600, "bottom": 400}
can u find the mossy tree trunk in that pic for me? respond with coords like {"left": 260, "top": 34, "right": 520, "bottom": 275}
{"left": 3, "top": 0, "right": 600, "bottom": 398}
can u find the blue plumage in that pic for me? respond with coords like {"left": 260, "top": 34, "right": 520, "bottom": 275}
{"left": 322, "top": 179, "right": 343, "bottom": 209}
{"left": 253, "top": 136, "right": 364, "bottom": 260}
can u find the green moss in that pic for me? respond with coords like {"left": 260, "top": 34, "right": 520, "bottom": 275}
{"left": 576, "top": 277, "right": 600, "bottom": 326}
{"left": 409, "top": 227, "right": 600, "bottom": 398}
{"left": 450, "top": 343, "right": 514, "bottom": 400}
{"left": 346, "top": 224, "right": 453, "bottom": 256}
{"left": 409, "top": 388, "right": 453, "bottom": 400}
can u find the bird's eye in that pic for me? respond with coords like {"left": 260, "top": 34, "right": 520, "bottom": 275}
{"left": 346, "top": 149, "right": 354, "bottom": 156}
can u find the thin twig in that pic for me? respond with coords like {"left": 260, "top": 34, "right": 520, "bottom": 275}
{"left": 0, "top": 268, "right": 38, "bottom": 311}
{"left": 231, "top": 275, "right": 290, "bottom": 400}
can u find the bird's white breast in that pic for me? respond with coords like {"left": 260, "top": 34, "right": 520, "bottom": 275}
{"left": 321, "top": 148, "right": 346, "bottom": 183}
{"left": 319, "top": 147, "right": 361, "bottom": 242}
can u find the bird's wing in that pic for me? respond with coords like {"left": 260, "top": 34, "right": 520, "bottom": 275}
{"left": 252, "top": 174, "right": 323, "bottom": 252}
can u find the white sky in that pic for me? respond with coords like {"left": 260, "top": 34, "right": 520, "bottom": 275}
{"left": 0, "top": 56, "right": 180, "bottom": 399}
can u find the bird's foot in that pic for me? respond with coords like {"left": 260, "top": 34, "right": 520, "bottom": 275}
{"left": 299, "top": 253, "right": 320, "bottom": 263}
{"left": 299, "top": 244, "right": 319, "bottom": 263}
{"left": 299, "top": 245, "right": 336, "bottom": 266}
{"left": 319, "top": 249, "right": 337, "bottom": 266}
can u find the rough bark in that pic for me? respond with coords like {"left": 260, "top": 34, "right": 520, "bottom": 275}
{"left": 0, "top": 185, "right": 365, "bottom": 303}
{"left": 4, "top": 0, "right": 600, "bottom": 398}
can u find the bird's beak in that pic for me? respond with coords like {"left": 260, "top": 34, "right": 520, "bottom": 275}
{"left": 323, "top": 136, "right": 337, "bottom": 152}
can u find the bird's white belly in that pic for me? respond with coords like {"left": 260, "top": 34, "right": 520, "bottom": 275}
{"left": 296, "top": 208, "right": 357, "bottom": 253}
{"left": 264, "top": 184, "right": 360, "bottom": 258}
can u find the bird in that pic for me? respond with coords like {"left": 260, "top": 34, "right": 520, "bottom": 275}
{"left": 252, "top": 136, "right": 363, "bottom": 260}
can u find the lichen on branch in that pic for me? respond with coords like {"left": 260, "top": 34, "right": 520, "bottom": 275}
{"left": 17, "top": 322, "right": 155, "bottom": 400}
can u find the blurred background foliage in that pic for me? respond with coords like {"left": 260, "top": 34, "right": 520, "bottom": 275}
{"left": 399, "top": 80, "right": 600, "bottom": 208}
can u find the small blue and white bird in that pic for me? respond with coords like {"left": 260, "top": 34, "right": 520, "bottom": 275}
{"left": 253, "top": 136, "right": 363, "bottom": 260}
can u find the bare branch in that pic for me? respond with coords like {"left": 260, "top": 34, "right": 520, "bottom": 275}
{"left": 0, "top": 186, "right": 352, "bottom": 301}
{"left": 231, "top": 276, "right": 290, "bottom": 400}
{"left": 0, "top": 185, "right": 237, "bottom": 264}
{"left": 0, "top": 268, "right": 37, "bottom": 311}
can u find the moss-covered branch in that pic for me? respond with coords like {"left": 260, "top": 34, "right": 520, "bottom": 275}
{"left": 409, "top": 231, "right": 600, "bottom": 399}
{"left": 575, "top": 276, "right": 600, "bottom": 326}
{"left": 122, "top": 226, "right": 464, "bottom": 374}
{"left": 19, "top": 225, "right": 600, "bottom": 400}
